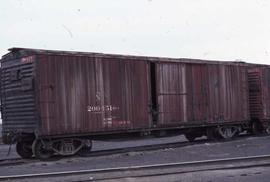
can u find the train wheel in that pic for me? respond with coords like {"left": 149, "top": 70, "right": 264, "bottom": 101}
{"left": 218, "top": 126, "right": 238, "bottom": 139}
{"left": 16, "top": 141, "right": 33, "bottom": 159}
{"left": 184, "top": 133, "right": 196, "bottom": 142}
{"left": 78, "top": 140, "right": 92, "bottom": 156}
{"left": 33, "top": 139, "right": 54, "bottom": 160}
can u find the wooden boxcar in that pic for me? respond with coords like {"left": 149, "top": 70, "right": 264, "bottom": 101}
{"left": 0, "top": 48, "right": 250, "bottom": 159}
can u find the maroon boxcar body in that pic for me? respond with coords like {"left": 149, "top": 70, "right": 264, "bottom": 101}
{"left": 1, "top": 48, "right": 250, "bottom": 143}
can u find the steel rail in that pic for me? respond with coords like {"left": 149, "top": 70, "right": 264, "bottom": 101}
{"left": 1, "top": 154, "right": 270, "bottom": 181}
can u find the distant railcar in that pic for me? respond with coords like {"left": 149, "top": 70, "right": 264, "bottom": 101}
{"left": 248, "top": 66, "right": 270, "bottom": 133}
{"left": 0, "top": 48, "right": 250, "bottom": 159}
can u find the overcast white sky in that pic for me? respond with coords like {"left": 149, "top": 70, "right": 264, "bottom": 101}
{"left": 0, "top": 0, "right": 270, "bottom": 64}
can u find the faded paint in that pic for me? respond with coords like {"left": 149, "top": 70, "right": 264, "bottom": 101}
{"left": 37, "top": 54, "right": 151, "bottom": 136}
{"left": 156, "top": 61, "right": 250, "bottom": 126}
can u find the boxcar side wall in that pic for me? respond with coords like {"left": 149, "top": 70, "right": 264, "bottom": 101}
{"left": 156, "top": 62, "right": 250, "bottom": 126}
{"left": 36, "top": 54, "right": 151, "bottom": 136}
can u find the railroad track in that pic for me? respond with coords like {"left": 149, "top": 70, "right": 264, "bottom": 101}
{"left": 1, "top": 154, "right": 270, "bottom": 181}
{"left": 0, "top": 133, "right": 255, "bottom": 167}
{"left": 0, "top": 138, "right": 208, "bottom": 167}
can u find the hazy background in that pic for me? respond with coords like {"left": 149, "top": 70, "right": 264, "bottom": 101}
{"left": 0, "top": 0, "right": 269, "bottom": 64}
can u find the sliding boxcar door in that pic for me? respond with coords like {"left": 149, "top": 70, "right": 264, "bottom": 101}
{"left": 155, "top": 63, "right": 188, "bottom": 126}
